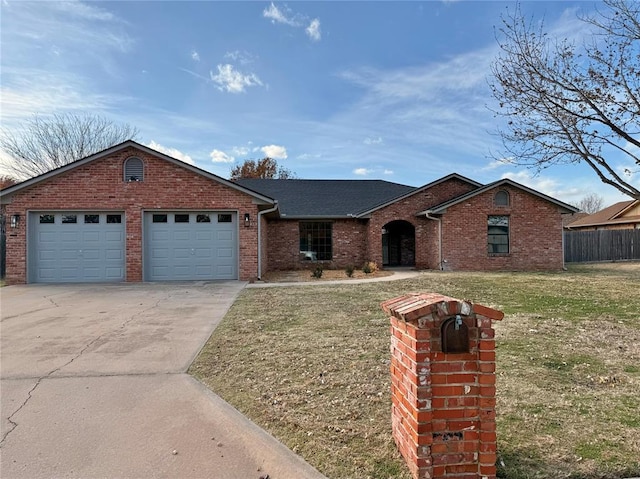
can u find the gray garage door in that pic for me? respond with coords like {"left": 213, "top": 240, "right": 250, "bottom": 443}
{"left": 144, "top": 212, "right": 238, "bottom": 281}
{"left": 29, "top": 212, "right": 125, "bottom": 283}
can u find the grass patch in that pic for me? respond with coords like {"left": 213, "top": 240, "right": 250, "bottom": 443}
{"left": 190, "top": 263, "right": 640, "bottom": 479}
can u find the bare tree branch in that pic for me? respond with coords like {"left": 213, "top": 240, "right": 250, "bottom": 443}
{"left": 489, "top": 1, "right": 640, "bottom": 200}
{"left": 0, "top": 113, "right": 139, "bottom": 180}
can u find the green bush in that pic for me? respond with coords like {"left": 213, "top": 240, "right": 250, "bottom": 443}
{"left": 345, "top": 265, "right": 355, "bottom": 277}
{"left": 311, "top": 266, "right": 324, "bottom": 279}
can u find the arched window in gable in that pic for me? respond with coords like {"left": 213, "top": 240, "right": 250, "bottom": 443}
{"left": 124, "top": 157, "right": 144, "bottom": 182}
{"left": 494, "top": 190, "right": 509, "bottom": 207}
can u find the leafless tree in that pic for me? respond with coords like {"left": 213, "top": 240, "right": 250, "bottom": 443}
{"left": 489, "top": 0, "right": 640, "bottom": 200}
{"left": 577, "top": 193, "right": 605, "bottom": 213}
{"left": 0, "top": 113, "right": 139, "bottom": 180}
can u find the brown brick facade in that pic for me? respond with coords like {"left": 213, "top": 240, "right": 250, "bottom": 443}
{"left": 265, "top": 218, "right": 368, "bottom": 271}
{"left": 367, "top": 178, "right": 478, "bottom": 269}
{"left": 2, "top": 146, "right": 264, "bottom": 283}
{"left": 1, "top": 144, "right": 573, "bottom": 283}
{"left": 440, "top": 186, "right": 566, "bottom": 271}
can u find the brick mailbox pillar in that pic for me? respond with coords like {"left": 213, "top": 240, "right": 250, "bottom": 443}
{"left": 381, "top": 293, "right": 504, "bottom": 479}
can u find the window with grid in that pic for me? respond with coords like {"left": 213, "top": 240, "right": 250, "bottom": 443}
{"left": 488, "top": 215, "right": 509, "bottom": 254}
{"left": 299, "top": 222, "right": 332, "bottom": 261}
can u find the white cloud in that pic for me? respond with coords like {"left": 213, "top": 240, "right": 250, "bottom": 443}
{"left": 231, "top": 145, "right": 251, "bottom": 156}
{"left": 260, "top": 144, "right": 288, "bottom": 159}
{"left": 210, "top": 149, "right": 235, "bottom": 163}
{"left": 354, "top": 168, "right": 372, "bottom": 176}
{"left": 224, "top": 50, "right": 256, "bottom": 65}
{"left": 210, "top": 64, "right": 263, "bottom": 93}
{"left": 147, "top": 141, "right": 194, "bottom": 165}
{"left": 483, "top": 158, "right": 515, "bottom": 171}
{"left": 501, "top": 171, "right": 560, "bottom": 197}
{"left": 191, "top": 50, "right": 200, "bottom": 62}
{"left": 364, "top": 136, "right": 383, "bottom": 145}
{"left": 263, "top": 2, "right": 297, "bottom": 26}
{"left": 384, "top": 169, "right": 394, "bottom": 175}
{"left": 263, "top": 2, "right": 320, "bottom": 42}
{"left": 306, "top": 19, "right": 321, "bottom": 41}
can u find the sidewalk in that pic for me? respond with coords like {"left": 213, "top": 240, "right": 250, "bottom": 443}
{"left": 248, "top": 269, "right": 424, "bottom": 288}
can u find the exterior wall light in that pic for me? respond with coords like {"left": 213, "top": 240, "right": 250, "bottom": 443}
{"left": 10, "top": 214, "right": 20, "bottom": 229}
{"left": 244, "top": 213, "right": 251, "bottom": 227}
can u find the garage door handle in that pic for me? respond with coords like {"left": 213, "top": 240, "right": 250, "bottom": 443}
{"left": 191, "top": 248, "right": 195, "bottom": 255}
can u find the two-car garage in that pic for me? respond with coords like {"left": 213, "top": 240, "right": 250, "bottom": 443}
{"left": 28, "top": 211, "right": 238, "bottom": 283}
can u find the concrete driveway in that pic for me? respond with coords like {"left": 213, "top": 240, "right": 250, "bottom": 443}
{"left": 0, "top": 283, "right": 326, "bottom": 479}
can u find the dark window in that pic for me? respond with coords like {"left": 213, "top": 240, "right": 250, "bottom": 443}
{"left": 495, "top": 190, "right": 510, "bottom": 207}
{"left": 39, "top": 214, "right": 55, "bottom": 224}
{"left": 124, "top": 157, "right": 144, "bottom": 182}
{"left": 153, "top": 214, "right": 168, "bottom": 223}
{"left": 175, "top": 214, "right": 189, "bottom": 223}
{"left": 299, "top": 222, "right": 332, "bottom": 261}
{"left": 217, "top": 214, "right": 232, "bottom": 223}
{"left": 197, "top": 214, "right": 211, "bottom": 223}
{"left": 107, "top": 214, "right": 122, "bottom": 224}
{"left": 84, "top": 214, "right": 100, "bottom": 224}
{"left": 488, "top": 215, "right": 509, "bottom": 254}
{"left": 62, "top": 214, "right": 77, "bottom": 224}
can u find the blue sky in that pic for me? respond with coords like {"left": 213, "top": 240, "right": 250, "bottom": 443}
{"left": 1, "top": 0, "right": 637, "bottom": 207}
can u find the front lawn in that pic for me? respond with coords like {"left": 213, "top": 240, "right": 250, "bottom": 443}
{"left": 190, "top": 263, "right": 640, "bottom": 479}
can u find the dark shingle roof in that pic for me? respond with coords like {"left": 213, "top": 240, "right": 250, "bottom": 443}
{"left": 234, "top": 179, "right": 416, "bottom": 217}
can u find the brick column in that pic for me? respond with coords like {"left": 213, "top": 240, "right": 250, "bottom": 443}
{"left": 381, "top": 293, "right": 503, "bottom": 479}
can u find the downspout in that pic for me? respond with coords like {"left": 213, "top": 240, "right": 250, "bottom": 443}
{"left": 257, "top": 202, "right": 279, "bottom": 280}
{"left": 425, "top": 212, "right": 443, "bottom": 270}
{"left": 562, "top": 223, "right": 567, "bottom": 271}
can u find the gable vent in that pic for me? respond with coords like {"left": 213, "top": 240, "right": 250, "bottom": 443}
{"left": 124, "top": 157, "right": 144, "bottom": 182}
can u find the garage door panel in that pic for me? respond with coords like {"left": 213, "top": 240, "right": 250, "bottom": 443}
{"left": 39, "top": 232, "right": 57, "bottom": 242}
{"left": 216, "top": 230, "right": 232, "bottom": 241}
{"left": 105, "top": 231, "right": 124, "bottom": 242}
{"left": 195, "top": 231, "right": 213, "bottom": 241}
{"left": 144, "top": 212, "right": 237, "bottom": 281}
{"left": 216, "top": 265, "right": 233, "bottom": 276}
{"left": 105, "top": 249, "right": 123, "bottom": 260}
{"left": 83, "top": 231, "right": 100, "bottom": 242}
{"left": 29, "top": 212, "right": 125, "bottom": 283}
{"left": 39, "top": 250, "right": 56, "bottom": 260}
{"left": 173, "top": 230, "right": 190, "bottom": 241}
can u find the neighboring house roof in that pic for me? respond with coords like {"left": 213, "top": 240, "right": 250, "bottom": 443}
{"left": 419, "top": 178, "right": 579, "bottom": 215}
{"left": 234, "top": 178, "right": 416, "bottom": 218}
{"left": 565, "top": 200, "right": 640, "bottom": 229}
{"left": 0, "top": 140, "right": 277, "bottom": 206}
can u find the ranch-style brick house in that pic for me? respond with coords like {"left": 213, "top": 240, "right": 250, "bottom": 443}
{"left": 0, "top": 141, "right": 578, "bottom": 284}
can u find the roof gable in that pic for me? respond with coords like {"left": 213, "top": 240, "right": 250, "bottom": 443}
{"left": 420, "top": 178, "right": 579, "bottom": 215}
{"left": 566, "top": 200, "right": 639, "bottom": 228}
{"left": 354, "top": 173, "right": 482, "bottom": 218}
{"left": 0, "top": 140, "right": 276, "bottom": 205}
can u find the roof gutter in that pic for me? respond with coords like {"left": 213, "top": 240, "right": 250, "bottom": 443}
{"left": 257, "top": 202, "right": 279, "bottom": 280}
{"left": 425, "top": 212, "right": 444, "bottom": 270}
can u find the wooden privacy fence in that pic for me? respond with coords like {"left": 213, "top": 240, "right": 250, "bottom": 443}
{"left": 564, "top": 229, "right": 640, "bottom": 263}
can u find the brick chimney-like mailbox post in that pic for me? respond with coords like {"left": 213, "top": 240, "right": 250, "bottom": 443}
{"left": 381, "top": 293, "right": 504, "bottom": 479}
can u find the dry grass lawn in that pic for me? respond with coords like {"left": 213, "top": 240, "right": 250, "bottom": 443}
{"left": 190, "top": 263, "right": 640, "bottom": 479}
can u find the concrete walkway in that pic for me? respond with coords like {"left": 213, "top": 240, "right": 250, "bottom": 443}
{"left": 0, "top": 283, "right": 326, "bottom": 479}
{"left": 248, "top": 268, "right": 424, "bottom": 288}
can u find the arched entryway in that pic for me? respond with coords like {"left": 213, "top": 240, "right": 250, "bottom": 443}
{"left": 382, "top": 220, "right": 415, "bottom": 267}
